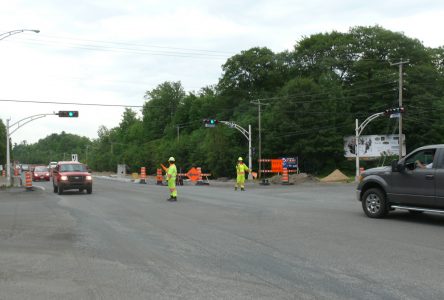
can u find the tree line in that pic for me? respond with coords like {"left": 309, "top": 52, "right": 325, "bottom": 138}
{"left": 4, "top": 26, "right": 444, "bottom": 177}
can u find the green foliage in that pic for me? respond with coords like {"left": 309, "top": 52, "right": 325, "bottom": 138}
{"left": 0, "top": 119, "right": 6, "bottom": 165}
{"left": 12, "top": 26, "right": 444, "bottom": 177}
{"left": 12, "top": 131, "right": 91, "bottom": 165}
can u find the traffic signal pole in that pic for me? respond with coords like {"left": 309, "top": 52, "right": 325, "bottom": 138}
{"left": 4, "top": 111, "right": 78, "bottom": 186}
{"left": 5, "top": 113, "right": 58, "bottom": 186}
{"left": 219, "top": 121, "right": 253, "bottom": 180}
{"left": 355, "top": 112, "right": 385, "bottom": 182}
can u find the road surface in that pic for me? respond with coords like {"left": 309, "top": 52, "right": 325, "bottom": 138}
{"left": 0, "top": 178, "right": 443, "bottom": 299}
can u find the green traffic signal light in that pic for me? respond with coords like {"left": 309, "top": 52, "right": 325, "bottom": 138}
{"left": 58, "top": 111, "right": 79, "bottom": 117}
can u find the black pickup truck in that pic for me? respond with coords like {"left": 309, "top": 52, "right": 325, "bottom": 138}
{"left": 357, "top": 145, "right": 444, "bottom": 218}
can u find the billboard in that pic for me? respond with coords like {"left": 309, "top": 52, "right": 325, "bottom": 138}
{"left": 344, "top": 134, "right": 406, "bottom": 158}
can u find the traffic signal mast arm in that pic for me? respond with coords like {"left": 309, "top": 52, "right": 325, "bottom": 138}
{"left": 8, "top": 113, "right": 58, "bottom": 136}
{"left": 203, "top": 119, "right": 253, "bottom": 179}
{"left": 356, "top": 107, "right": 404, "bottom": 137}
{"left": 219, "top": 121, "right": 249, "bottom": 140}
{"left": 354, "top": 107, "right": 404, "bottom": 181}
{"left": 356, "top": 112, "right": 385, "bottom": 138}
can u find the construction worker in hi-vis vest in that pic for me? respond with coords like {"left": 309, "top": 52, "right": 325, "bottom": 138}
{"left": 166, "top": 157, "right": 178, "bottom": 201}
{"left": 235, "top": 157, "right": 250, "bottom": 191}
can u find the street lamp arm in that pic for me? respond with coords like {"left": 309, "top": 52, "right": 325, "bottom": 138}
{"left": 2, "top": 28, "right": 41, "bottom": 187}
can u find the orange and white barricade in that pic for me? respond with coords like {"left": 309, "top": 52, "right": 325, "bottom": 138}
{"left": 156, "top": 168, "right": 163, "bottom": 185}
{"left": 140, "top": 167, "right": 147, "bottom": 184}
{"left": 195, "top": 167, "right": 211, "bottom": 185}
{"left": 25, "top": 171, "right": 33, "bottom": 190}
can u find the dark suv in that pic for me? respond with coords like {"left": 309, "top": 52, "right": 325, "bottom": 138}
{"left": 52, "top": 161, "right": 92, "bottom": 195}
{"left": 357, "top": 145, "right": 444, "bottom": 218}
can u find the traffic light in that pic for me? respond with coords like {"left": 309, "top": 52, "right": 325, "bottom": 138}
{"left": 58, "top": 111, "right": 79, "bottom": 117}
{"left": 203, "top": 118, "right": 218, "bottom": 127}
{"left": 384, "top": 107, "right": 405, "bottom": 116}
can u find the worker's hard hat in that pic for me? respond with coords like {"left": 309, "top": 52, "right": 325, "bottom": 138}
{"left": 238, "top": 157, "right": 243, "bottom": 161}
{"left": 168, "top": 157, "right": 175, "bottom": 162}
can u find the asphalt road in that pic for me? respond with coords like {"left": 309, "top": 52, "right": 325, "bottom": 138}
{"left": 0, "top": 178, "right": 443, "bottom": 299}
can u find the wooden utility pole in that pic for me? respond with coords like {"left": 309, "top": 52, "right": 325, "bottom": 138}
{"left": 391, "top": 59, "right": 409, "bottom": 158}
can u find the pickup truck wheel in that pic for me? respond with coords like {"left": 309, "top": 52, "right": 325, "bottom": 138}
{"left": 53, "top": 183, "right": 58, "bottom": 193}
{"left": 362, "top": 188, "right": 388, "bottom": 218}
{"left": 57, "top": 185, "right": 63, "bottom": 195}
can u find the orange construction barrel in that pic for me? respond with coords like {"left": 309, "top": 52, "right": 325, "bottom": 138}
{"left": 281, "top": 168, "right": 290, "bottom": 185}
{"left": 25, "top": 171, "right": 33, "bottom": 190}
{"left": 156, "top": 168, "right": 163, "bottom": 185}
{"left": 140, "top": 167, "right": 147, "bottom": 184}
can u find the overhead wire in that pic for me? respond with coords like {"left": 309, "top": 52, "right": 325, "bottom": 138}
{"left": 6, "top": 36, "right": 231, "bottom": 60}
{"left": 0, "top": 98, "right": 143, "bottom": 108}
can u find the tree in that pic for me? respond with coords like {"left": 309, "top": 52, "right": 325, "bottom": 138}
{"left": 142, "top": 81, "right": 186, "bottom": 141}
{"left": 0, "top": 119, "right": 6, "bottom": 166}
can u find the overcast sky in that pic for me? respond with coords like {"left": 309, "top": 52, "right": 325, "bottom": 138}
{"left": 1, "top": 0, "right": 443, "bottom": 145}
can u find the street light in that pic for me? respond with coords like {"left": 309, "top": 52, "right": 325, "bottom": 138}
{"left": 0, "top": 29, "right": 40, "bottom": 41}
{"left": 2, "top": 29, "right": 40, "bottom": 186}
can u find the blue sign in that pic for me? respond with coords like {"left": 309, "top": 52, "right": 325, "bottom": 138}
{"left": 282, "top": 157, "right": 298, "bottom": 169}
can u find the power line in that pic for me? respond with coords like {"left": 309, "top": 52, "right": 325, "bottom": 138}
{"left": 8, "top": 37, "right": 230, "bottom": 60}
{"left": 0, "top": 98, "right": 143, "bottom": 108}
{"left": 25, "top": 33, "right": 234, "bottom": 54}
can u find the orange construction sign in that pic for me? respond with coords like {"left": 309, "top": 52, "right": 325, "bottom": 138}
{"left": 271, "top": 159, "right": 283, "bottom": 173}
{"left": 186, "top": 167, "right": 200, "bottom": 182}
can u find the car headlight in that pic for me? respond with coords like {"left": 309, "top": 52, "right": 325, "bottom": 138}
{"left": 86, "top": 175, "right": 92, "bottom": 181}
{"left": 46, "top": 173, "right": 49, "bottom": 176}
{"left": 61, "top": 175, "right": 68, "bottom": 181}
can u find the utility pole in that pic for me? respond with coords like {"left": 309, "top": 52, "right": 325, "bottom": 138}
{"left": 391, "top": 59, "right": 409, "bottom": 158}
{"left": 250, "top": 99, "right": 269, "bottom": 178}
{"left": 85, "top": 145, "right": 89, "bottom": 166}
